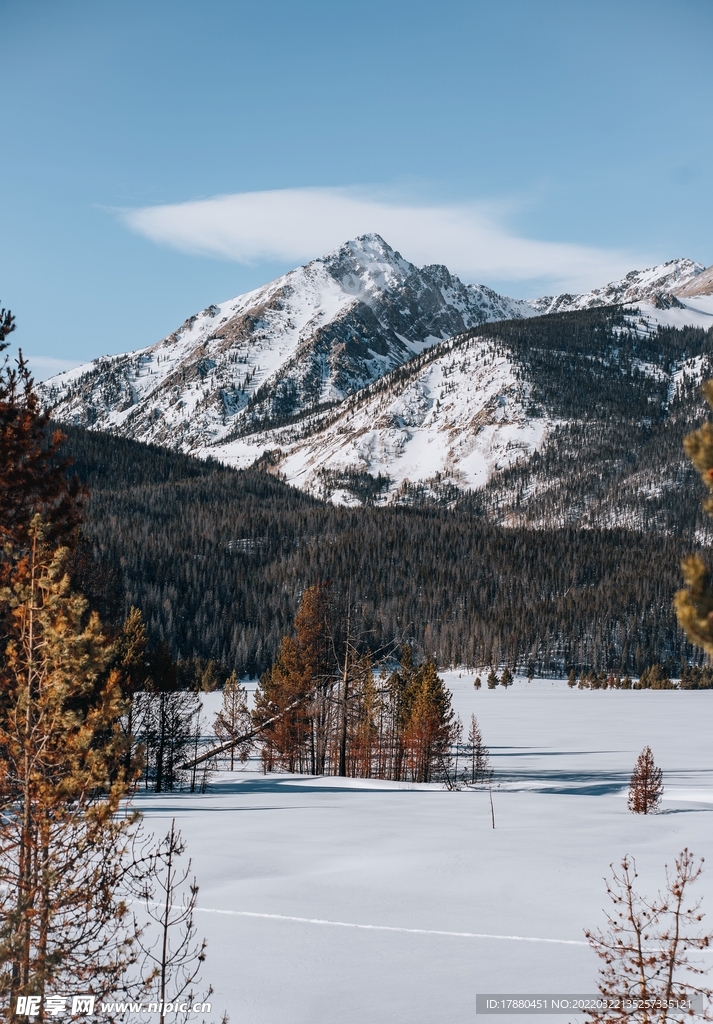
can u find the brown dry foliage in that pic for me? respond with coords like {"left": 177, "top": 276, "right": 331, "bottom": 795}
{"left": 628, "top": 746, "right": 664, "bottom": 815}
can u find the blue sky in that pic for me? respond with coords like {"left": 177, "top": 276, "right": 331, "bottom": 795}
{"left": 2, "top": 0, "right": 712, "bottom": 376}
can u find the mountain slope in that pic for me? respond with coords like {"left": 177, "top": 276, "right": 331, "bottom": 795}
{"left": 41, "top": 237, "right": 713, "bottom": 524}
{"left": 675, "top": 265, "right": 713, "bottom": 297}
{"left": 209, "top": 305, "right": 713, "bottom": 524}
{"left": 531, "top": 258, "right": 706, "bottom": 314}
{"left": 464, "top": 310, "right": 713, "bottom": 532}
{"left": 41, "top": 234, "right": 533, "bottom": 449}
{"left": 213, "top": 332, "right": 547, "bottom": 502}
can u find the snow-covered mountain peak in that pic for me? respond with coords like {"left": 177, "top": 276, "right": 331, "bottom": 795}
{"left": 41, "top": 237, "right": 713, "bottom": 510}
{"left": 325, "top": 232, "right": 407, "bottom": 269}
{"left": 41, "top": 235, "right": 530, "bottom": 451}
{"left": 531, "top": 257, "right": 706, "bottom": 314}
{"left": 317, "top": 233, "right": 416, "bottom": 300}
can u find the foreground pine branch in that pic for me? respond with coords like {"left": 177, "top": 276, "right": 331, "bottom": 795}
{"left": 675, "top": 380, "right": 713, "bottom": 654}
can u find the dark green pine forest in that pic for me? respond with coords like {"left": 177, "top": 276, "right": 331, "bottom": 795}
{"left": 58, "top": 305, "right": 713, "bottom": 679}
{"left": 58, "top": 436, "right": 703, "bottom": 679}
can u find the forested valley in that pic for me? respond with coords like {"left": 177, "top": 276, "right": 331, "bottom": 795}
{"left": 62, "top": 418, "right": 706, "bottom": 680}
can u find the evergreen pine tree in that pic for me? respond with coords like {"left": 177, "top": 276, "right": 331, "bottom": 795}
{"left": 500, "top": 666, "right": 513, "bottom": 690}
{"left": 487, "top": 668, "right": 499, "bottom": 690}
{"left": 450, "top": 715, "right": 463, "bottom": 790}
{"left": 638, "top": 664, "right": 673, "bottom": 690}
{"left": 0, "top": 523, "right": 141, "bottom": 1013}
{"left": 675, "top": 380, "right": 713, "bottom": 654}
{"left": 0, "top": 331, "right": 84, "bottom": 577}
{"left": 350, "top": 657, "right": 382, "bottom": 779}
{"left": 112, "top": 606, "right": 150, "bottom": 781}
{"left": 384, "top": 646, "right": 418, "bottom": 782}
{"left": 466, "top": 714, "right": 492, "bottom": 785}
{"left": 628, "top": 745, "right": 663, "bottom": 814}
{"left": 253, "top": 583, "right": 333, "bottom": 774}
{"left": 402, "top": 659, "right": 455, "bottom": 783}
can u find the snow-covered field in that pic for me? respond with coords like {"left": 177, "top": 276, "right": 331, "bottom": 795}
{"left": 133, "top": 676, "right": 713, "bottom": 1023}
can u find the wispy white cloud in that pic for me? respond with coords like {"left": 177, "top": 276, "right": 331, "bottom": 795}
{"left": 121, "top": 186, "right": 651, "bottom": 295}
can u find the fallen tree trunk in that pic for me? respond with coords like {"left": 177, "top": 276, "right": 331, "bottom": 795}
{"left": 178, "top": 693, "right": 309, "bottom": 771}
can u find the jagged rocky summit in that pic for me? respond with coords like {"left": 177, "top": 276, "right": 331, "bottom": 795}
{"left": 42, "top": 235, "right": 713, "bottom": 512}
{"left": 42, "top": 235, "right": 532, "bottom": 449}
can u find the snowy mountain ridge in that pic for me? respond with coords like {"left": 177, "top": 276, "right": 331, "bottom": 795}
{"left": 41, "top": 236, "right": 713, "bottom": 511}
{"left": 209, "top": 332, "right": 548, "bottom": 504}
{"left": 41, "top": 234, "right": 534, "bottom": 453}
{"left": 530, "top": 257, "right": 705, "bottom": 314}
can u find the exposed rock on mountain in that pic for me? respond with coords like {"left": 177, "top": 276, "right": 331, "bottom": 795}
{"left": 41, "top": 234, "right": 533, "bottom": 450}
{"left": 41, "top": 237, "right": 713, "bottom": 521}
{"left": 530, "top": 258, "right": 706, "bottom": 314}
{"left": 674, "top": 264, "right": 713, "bottom": 297}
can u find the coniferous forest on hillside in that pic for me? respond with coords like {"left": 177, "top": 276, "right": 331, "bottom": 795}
{"left": 61, "top": 420, "right": 706, "bottom": 679}
{"left": 471, "top": 309, "right": 713, "bottom": 529}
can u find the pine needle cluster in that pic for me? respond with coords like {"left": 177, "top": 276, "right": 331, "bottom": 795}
{"left": 675, "top": 379, "right": 713, "bottom": 654}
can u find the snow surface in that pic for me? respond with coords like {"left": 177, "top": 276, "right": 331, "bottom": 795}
{"left": 632, "top": 296, "right": 713, "bottom": 332}
{"left": 132, "top": 677, "right": 713, "bottom": 1024}
{"left": 214, "top": 337, "right": 548, "bottom": 500}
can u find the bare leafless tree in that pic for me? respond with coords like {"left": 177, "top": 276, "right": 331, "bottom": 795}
{"left": 584, "top": 849, "right": 713, "bottom": 1024}
{"left": 131, "top": 820, "right": 213, "bottom": 1024}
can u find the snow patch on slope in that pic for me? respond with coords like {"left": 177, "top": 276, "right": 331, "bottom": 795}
{"left": 210, "top": 337, "right": 549, "bottom": 503}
